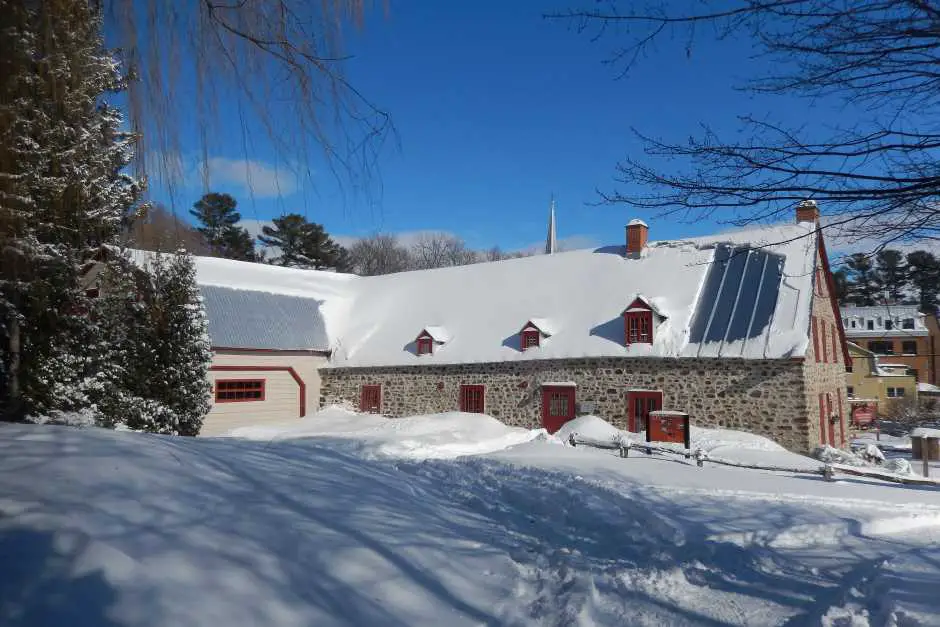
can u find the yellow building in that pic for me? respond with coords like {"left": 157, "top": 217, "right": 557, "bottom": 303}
{"left": 846, "top": 342, "right": 918, "bottom": 423}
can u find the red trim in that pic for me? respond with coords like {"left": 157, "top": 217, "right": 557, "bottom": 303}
{"left": 821, "top": 323, "right": 828, "bottom": 363}
{"left": 837, "top": 392, "right": 845, "bottom": 446}
{"left": 831, "top": 321, "right": 839, "bottom": 364}
{"left": 812, "top": 316, "right": 820, "bottom": 362}
{"left": 818, "top": 392, "right": 827, "bottom": 445}
{"left": 459, "top": 384, "right": 485, "bottom": 413}
{"left": 360, "top": 384, "right": 382, "bottom": 413}
{"left": 210, "top": 365, "right": 306, "bottom": 417}
{"left": 214, "top": 378, "right": 266, "bottom": 403}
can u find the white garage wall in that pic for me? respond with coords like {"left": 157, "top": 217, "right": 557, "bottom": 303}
{"left": 200, "top": 350, "right": 328, "bottom": 436}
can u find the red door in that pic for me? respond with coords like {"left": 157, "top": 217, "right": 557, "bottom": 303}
{"left": 818, "top": 392, "right": 827, "bottom": 445}
{"left": 826, "top": 393, "right": 836, "bottom": 446}
{"left": 541, "top": 386, "right": 576, "bottom": 434}
{"left": 360, "top": 385, "right": 381, "bottom": 413}
{"left": 627, "top": 391, "right": 663, "bottom": 432}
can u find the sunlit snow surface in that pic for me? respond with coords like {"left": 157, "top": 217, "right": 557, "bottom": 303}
{"left": 2, "top": 409, "right": 940, "bottom": 626}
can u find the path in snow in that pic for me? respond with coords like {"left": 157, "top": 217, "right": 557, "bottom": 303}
{"left": 2, "top": 420, "right": 940, "bottom": 626}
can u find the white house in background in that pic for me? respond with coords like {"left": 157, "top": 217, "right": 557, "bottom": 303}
{"left": 96, "top": 201, "right": 850, "bottom": 453}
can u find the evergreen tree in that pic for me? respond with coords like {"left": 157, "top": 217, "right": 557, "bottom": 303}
{"left": 875, "top": 249, "right": 908, "bottom": 303}
{"left": 259, "top": 213, "right": 348, "bottom": 270}
{"left": 0, "top": 0, "right": 143, "bottom": 421}
{"left": 843, "top": 254, "right": 881, "bottom": 306}
{"left": 189, "top": 192, "right": 256, "bottom": 260}
{"left": 907, "top": 251, "right": 940, "bottom": 311}
{"left": 136, "top": 251, "right": 212, "bottom": 435}
{"left": 832, "top": 269, "right": 850, "bottom": 304}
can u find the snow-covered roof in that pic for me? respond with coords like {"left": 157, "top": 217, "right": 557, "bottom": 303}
{"left": 120, "top": 221, "right": 820, "bottom": 365}
{"left": 919, "top": 382, "right": 940, "bottom": 394}
{"left": 329, "top": 222, "right": 818, "bottom": 367}
{"left": 627, "top": 218, "right": 649, "bottom": 228}
{"left": 523, "top": 318, "right": 556, "bottom": 336}
{"left": 201, "top": 285, "right": 329, "bottom": 351}
{"left": 419, "top": 326, "right": 451, "bottom": 343}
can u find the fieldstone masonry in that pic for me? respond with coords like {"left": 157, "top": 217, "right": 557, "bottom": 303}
{"left": 320, "top": 356, "right": 818, "bottom": 453}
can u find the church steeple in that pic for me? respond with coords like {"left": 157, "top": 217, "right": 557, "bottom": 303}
{"left": 545, "top": 196, "right": 557, "bottom": 255}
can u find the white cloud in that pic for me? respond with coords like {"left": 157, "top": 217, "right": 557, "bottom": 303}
{"left": 200, "top": 157, "right": 297, "bottom": 198}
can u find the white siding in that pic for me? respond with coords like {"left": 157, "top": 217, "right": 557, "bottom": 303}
{"left": 201, "top": 350, "right": 328, "bottom": 436}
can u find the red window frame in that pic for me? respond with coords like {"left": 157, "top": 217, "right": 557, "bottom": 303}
{"left": 811, "top": 316, "right": 820, "bottom": 363}
{"left": 215, "top": 379, "right": 265, "bottom": 403}
{"left": 460, "top": 384, "right": 485, "bottom": 413}
{"left": 416, "top": 336, "right": 434, "bottom": 355}
{"left": 627, "top": 390, "right": 663, "bottom": 432}
{"left": 624, "top": 311, "right": 653, "bottom": 345}
{"left": 521, "top": 329, "right": 540, "bottom": 351}
{"left": 360, "top": 384, "right": 382, "bottom": 413}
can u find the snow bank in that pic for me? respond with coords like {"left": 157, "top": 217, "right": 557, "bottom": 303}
{"left": 911, "top": 427, "right": 940, "bottom": 439}
{"left": 224, "top": 406, "right": 544, "bottom": 460}
{"left": 555, "top": 415, "right": 624, "bottom": 444}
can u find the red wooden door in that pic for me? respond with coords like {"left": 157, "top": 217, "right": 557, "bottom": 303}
{"left": 627, "top": 391, "right": 663, "bottom": 432}
{"left": 826, "top": 393, "right": 836, "bottom": 445}
{"left": 541, "top": 386, "right": 576, "bottom": 434}
{"left": 360, "top": 385, "right": 381, "bottom": 413}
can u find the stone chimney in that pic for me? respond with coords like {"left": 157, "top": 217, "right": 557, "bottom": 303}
{"left": 625, "top": 219, "right": 649, "bottom": 256}
{"left": 796, "top": 199, "right": 820, "bottom": 224}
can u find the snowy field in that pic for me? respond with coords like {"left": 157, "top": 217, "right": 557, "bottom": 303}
{"left": 3, "top": 409, "right": 940, "bottom": 626}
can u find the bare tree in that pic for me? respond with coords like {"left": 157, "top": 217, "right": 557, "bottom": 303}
{"left": 105, "top": 1, "right": 394, "bottom": 196}
{"left": 550, "top": 1, "right": 940, "bottom": 245}
{"left": 410, "top": 232, "right": 478, "bottom": 270}
{"left": 347, "top": 233, "right": 412, "bottom": 276}
{"left": 125, "top": 204, "right": 211, "bottom": 255}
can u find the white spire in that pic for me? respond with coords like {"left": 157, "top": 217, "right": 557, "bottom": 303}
{"left": 545, "top": 196, "right": 557, "bottom": 255}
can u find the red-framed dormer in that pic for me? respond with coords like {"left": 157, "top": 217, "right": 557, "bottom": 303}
{"left": 622, "top": 296, "right": 665, "bottom": 346}
{"left": 415, "top": 326, "right": 450, "bottom": 356}
{"left": 518, "top": 318, "right": 554, "bottom": 352}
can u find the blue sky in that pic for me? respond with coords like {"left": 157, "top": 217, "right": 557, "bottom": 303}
{"left": 145, "top": 1, "right": 841, "bottom": 252}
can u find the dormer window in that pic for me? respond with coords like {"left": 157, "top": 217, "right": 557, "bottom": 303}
{"left": 518, "top": 319, "right": 554, "bottom": 352}
{"left": 415, "top": 326, "right": 450, "bottom": 356}
{"left": 417, "top": 334, "right": 434, "bottom": 355}
{"left": 622, "top": 295, "right": 665, "bottom": 346}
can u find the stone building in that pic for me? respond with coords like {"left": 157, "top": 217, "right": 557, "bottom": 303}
{"left": 320, "top": 200, "right": 848, "bottom": 453}
{"left": 102, "top": 201, "right": 849, "bottom": 452}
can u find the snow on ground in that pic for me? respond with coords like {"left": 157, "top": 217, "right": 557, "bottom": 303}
{"left": 3, "top": 413, "right": 940, "bottom": 626}
{"left": 223, "top": 406, "right": 546, "bottom": 459}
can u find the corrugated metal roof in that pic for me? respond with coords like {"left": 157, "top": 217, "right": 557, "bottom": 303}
{"left": 199, "top": 285, "right": 329, "bottom": 351}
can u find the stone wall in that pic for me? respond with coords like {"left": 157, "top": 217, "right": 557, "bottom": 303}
{"left": 320, "top": 356, "right": 817, "bottom": 452}
{"left": 803, "top": 245, "right": 850, "bottom": 449}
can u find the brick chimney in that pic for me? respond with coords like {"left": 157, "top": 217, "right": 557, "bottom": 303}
{"left": 625, "top": 219, "right": 649, "bottom": 256}
{"left": 796, "top": 199, "right": 820, "bottom": 224}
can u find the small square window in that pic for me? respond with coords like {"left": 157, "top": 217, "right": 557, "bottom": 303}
{"left": 885, "top": 319, "right": 894, "bottom": 330}
{"left": 887, "top": 387, "right": 905, "bottom": 398}
{"left": 902, "top": 318, "right": 915, "bottom": 330}
{"left": 902, "top": 341, "right": 917, "bottom": 355}
{"left": 866, "top": 320, "right": 874, "bottom": 330}
{"left": 847, "top": 386, "right": 855, "bottom": 398}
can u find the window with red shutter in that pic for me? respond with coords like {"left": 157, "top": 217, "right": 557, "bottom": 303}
{"left": 417, "top": 336, "right": 434, "bottom": 355}
{"left": 521, "top": 330, "right": 540, "bottom": 351}
{"left": 625, "top": 311, "right": 653, "bottom": 345}
{"left": 459, "top": 385, "right": 485, "bottom": 413}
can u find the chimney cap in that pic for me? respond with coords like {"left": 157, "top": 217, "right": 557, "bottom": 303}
{"left": 797, "top": 199, "right": 818, "bottom": 208}
{"left": 627, "top": 218, "right": 649, "bottom": 228}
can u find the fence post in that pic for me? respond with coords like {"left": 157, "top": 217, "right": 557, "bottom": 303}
{"left": 569, "top": 433, "right": 577, "bottom": 448}
{"left": 619, "top": 443, "right": 628, "bottom": 458}
{"left": 695, "top": 449, "right": 706, "bottom": 468}
{"left": 823, "top": 464, "right": 835, "bottom": 482}
{"left": 922, "top": 437, "right": 930, "bottom": 478}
